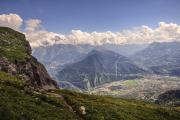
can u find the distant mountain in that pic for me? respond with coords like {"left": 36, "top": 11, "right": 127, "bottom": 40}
{"left": 32, "top": 43, "right": 148, "bottom": 79}
{"left": 33, "top": 43, "right": 148, "bottom": 65}
{"left": 102, "top": 43, "right": 148, "bottom": 56}
{"left": 57, "top": 49, "right": 146, "bottom": 90}
{"left": 132, "top": 42, "right": 180, "bottom": 76}
{"left": 32, "top": 44, "right": 95, "bottom": 78}
{"left": 32, "top": 44, "right": 94, "bottom": 65}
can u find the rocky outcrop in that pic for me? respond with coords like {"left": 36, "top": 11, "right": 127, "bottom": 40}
{"left": 0, "top": 27, "right": 58, "bottom": 89}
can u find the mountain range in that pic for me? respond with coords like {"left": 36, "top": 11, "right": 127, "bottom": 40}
{"left": 132, "top": 42, "right": 180, "bottom": 76}
{"left": 57, "top": 49, "right": 146, "bottom": 90}
{"left": 32, "top": 43, "right": 147, "bottom": 78}
{"left": 33, "top": 40, "right": 180, "bottom": 91}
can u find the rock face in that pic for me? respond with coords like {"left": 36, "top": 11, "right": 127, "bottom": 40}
{"left": 57, "top": 49, "right": 146, "bottom": 90}
{"left": 0, "top": 27, "right": 58, "bottom": 89}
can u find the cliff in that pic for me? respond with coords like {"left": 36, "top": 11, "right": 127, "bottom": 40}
{"left": 0, "top": 27, "right": 58, "bottom": 89}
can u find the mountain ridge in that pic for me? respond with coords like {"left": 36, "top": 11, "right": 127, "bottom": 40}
{"left": 132, "top": 41, "right": 180, "bottom": 76}
{"left": 32, "top": 43, "right": 148, "bottom": 78}
{"left": 57, "top": 49, "right": 146, "bottom": 90}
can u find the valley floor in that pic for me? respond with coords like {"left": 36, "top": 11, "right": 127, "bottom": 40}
{"left": 91, "top": 75, "right": 180, "bottom": 101}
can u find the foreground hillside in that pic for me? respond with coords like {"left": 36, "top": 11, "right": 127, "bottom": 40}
{"left": 0, "top": 27, "right": 180, "bottom": 120}
{"left": 0, "top": 71, "right": 80, "bottom": 120}
{"left": 0, "top": 71, "right": 180, "bottom": 120}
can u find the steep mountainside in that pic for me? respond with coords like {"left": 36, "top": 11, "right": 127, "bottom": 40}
{"left": 132, "top": 42, "right": 180, "bottom": 76}
{"left": 0, "top": 27, "right": 58, "bottom": 89}
{"left": 57, "top": 49, "right": 145, "bottom": 90}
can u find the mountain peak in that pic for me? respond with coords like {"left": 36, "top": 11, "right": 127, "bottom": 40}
{"left": 57, "top": 49, "right": 145, "bottom": 90}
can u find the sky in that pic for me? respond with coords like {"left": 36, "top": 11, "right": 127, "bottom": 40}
{"left": 0, "top": 0, "right": 180, "bottom": 47}
{"left": 1, "top": 0, "right": 180, "bottom": 33}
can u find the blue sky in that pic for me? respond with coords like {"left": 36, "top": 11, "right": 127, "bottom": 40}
{"left": 0, "top": 0, "right": 180, "bottom": 33}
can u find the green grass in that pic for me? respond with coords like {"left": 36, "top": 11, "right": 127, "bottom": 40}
{"left": 0, "top": 71, "right": 180, "bottom": 120}
{"left": 121, "top": 80, "right": 138, "bottom": 87}
{"left": 0, "top": 27, "right": 30, "bottom": 62}
{"left": 58, "top": 90, "right": 180, "bottom": 120}
{"left": 0, "top": 71, "right": 25, "bottom": 87}
{"left": 0, "top": 71, "right": 80, "bottom": 120}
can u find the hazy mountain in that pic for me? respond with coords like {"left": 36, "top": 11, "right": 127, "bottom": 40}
{"left": 102, "top": 43, "right": 149, "bottom": 56}
{"left": 132, "top": 42, "right": 180, "bottom": 76}
{"left": 32, "top": 44, "right": 94, "bottom": 65}
{"left": 33, "top": 43, "right": 148, "bottom": 65}
{"left": 32, "top": 43, "right": 148, "bottom": 79}
{"left": 57, "top": 49, "right": 146, "bottom": 90}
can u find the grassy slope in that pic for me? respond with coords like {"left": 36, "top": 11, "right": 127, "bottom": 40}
{"left": 0, "top": 71, "right": 180, "bottom": 120}
{"left": 0, "top": 27, "right": 30, "bottom": 62}
{"left": 59, "top": 90, "right": 180, "bottom": 120}
{"left": 0, "top": 71, "right": 80, "bottom": 120}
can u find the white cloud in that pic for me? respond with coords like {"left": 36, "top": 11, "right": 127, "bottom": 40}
{"left": 25, "top": 21, "right": 180, "bottom": 48}
{"left": 63, "top": 22, "right": 180, "bottom": 45}
{"left": 0, "top": 13, "right": 23, "bottom": 30}
{"left": 25, "top": 30, "right": 66, "bottom": 48}
{"left": 25, "top": 19, "right": 42, "bottom": 32}
{"left": 1, "top": 13, "right": 180, "bottom": 47}
{"left": 24, "top": 19, "right": 66, "bottom": 47}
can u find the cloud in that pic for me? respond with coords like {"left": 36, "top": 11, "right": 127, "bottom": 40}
{"left": 63, "top": 22, "right": 180, "bottom": 45}
{"left": 0, "top": 13, "right": 23, "bottom": 30}
{"left": 25, "top": 19, "right": 42, "bottom": 32}
{"left": 24, "top": 19, "right": 66, "bottom": 47}
{"left": 25, "top": 21, "right": 180, "bottom": 48}
{"left": 0, "top": 13, "right": 180, "bottom": 47}
{"left": 25, "top": 30, "right": 66, "bottom": 48}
